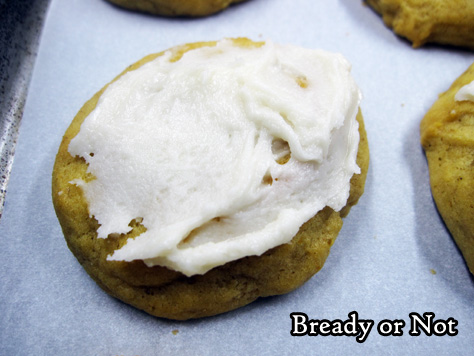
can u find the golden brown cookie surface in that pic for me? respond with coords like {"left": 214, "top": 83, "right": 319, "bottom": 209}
{"left": 105, "top": 0, "right": 246, "bottom": 17}
{"left": 52, "top": 39, "right": 369, "bottom": 320}
{"left": 421, "top": 62, "right": 474, "bottom": 275}
{"left": 365, "top": 0, "right": 474, "bottom": 48}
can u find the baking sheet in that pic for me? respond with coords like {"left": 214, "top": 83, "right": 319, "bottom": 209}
{"left": 1, "top": 0, "right": 473, "bottom": 354}
{"left": 0, "top": 0, "right": 50, "bottom": 218}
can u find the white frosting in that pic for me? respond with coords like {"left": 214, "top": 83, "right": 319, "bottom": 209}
{"left": 68, "top": 40, "right": 361, "bottom": 276}
{"left": 455, "top": 80, "right": 474, "bottom": 102}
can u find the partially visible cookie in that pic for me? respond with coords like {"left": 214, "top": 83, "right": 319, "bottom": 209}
{"left": 365, "top": 0, "right": 474, "bottom": 48}
{"left": 105, "top": 0, "right": 246, "bottom": 17}
{"left": 421, "top": 62, "right": 474, "bottom": 274}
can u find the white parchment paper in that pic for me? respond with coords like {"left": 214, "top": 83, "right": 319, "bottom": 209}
{"left": 1, "top": 0, "right": 473, "bottom": 354}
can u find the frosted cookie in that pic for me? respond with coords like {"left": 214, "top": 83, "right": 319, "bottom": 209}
{"left": 52, "top": 38, "right": 369, "bottom": 320}
{"left": 421, "top": 63, "right": 474, "bottom": 275}
{"left": 365, "top": 0, "right": 474, "bottom": 48}
{"left": 105, "top": 0, "right": 246, "bottom": 17}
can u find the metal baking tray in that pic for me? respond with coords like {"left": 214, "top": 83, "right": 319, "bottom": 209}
{"left": 1, "top": 0, "right": 473, "bottom": 354}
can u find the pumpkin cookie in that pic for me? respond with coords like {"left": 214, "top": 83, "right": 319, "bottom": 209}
{"left": 365, "top": 0, "right": 474, "bottom": 48}
{"left": 105, "top": 0, "right": 246, "bottom": 17}
{"left": 421, "top": 62, "right": 474, "bottom": 274}
{"left": 52, "top": 38, "right": 369, "bottom": 319}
